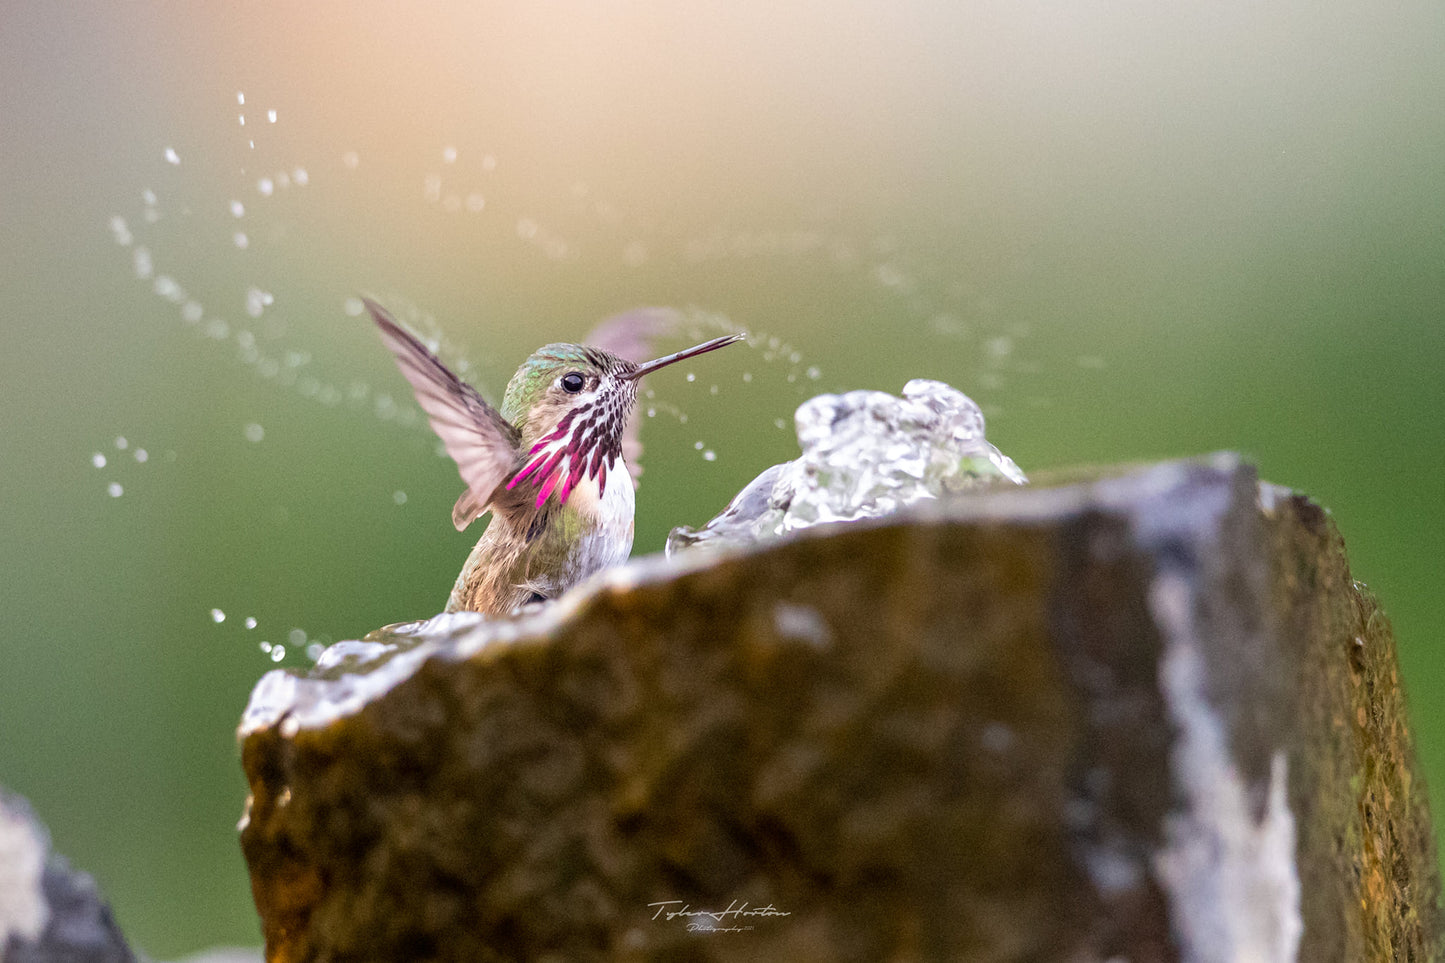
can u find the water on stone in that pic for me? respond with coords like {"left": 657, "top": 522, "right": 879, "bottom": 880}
{"left": 667, "top": 379, "right": 1025, "bottom": 554}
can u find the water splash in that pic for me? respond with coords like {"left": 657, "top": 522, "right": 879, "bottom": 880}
{"left": 111, "top": 94, "right": 1049, "bottom": 689}
{"left": 666, "top": 379, "right": 1025, "bottom": 554}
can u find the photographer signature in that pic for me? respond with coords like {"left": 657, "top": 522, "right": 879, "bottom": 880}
{"left": 648, "top": 899, "right": 791, "bottom": 933}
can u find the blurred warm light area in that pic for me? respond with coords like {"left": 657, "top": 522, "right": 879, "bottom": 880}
{"left": 116, "top": 0, "right": 1445, "bottom": 331}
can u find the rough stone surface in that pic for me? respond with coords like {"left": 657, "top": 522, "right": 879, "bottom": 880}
{"left": 238, "top": 455, "right": 1441, "bottom": 962}
{"left": 0, "top": 788, "right": 136, "bottom": 963}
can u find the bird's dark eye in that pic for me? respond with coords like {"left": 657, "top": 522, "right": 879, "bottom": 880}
{"left": 560, "top": 372, "right": 585, "bottom": 393}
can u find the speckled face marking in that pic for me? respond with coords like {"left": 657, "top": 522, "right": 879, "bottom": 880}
{"left": 504, "top": 335, "right": 742, "bottom": 510}
{"left": 505, "top": 357, "right": 636, "bottom": 508}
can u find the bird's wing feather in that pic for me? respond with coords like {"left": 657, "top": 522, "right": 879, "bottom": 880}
{"left": 451, "top": 488, "right": 489, "bottom": 531}
{"left": 583, "top": 307, "right": 680, "bottom": 488}
{"left": 364, "top": 298, "right": 522, "bottom": 531}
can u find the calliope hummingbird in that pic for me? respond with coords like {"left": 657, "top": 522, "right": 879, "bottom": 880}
{"left": 365, "top": 299, "right": 742, "bottom": 615}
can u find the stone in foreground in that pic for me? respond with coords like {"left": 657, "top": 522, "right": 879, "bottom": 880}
{"left": 238, "top": 456, "right": 1440, "bottom": 962}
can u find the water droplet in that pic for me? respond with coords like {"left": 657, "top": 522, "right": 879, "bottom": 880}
{"left": 245, "top": 286, "right": 273, "bottom": 317}
{"left": 773, "top": 418, "right": 787, "bottom": 430}
{"left": 92, "top": 453, "right": 107, "bottom": 468}
{"left": 242, "top": 423, "right": 265, "bottom": 443}
{"left": 646, "top": 407, "right": 656, "bottom": 418}
{"left": 481, "top": 154, "right": 497, "bottom": 171}
{"left": 181, "top": 301, "right": 203, "bottom": 323}
{"left": 709, "top": 384, "right": 719, "bottom": 395}
{"left": 154, "top": 275, "right": 183, "bottom": 301}
{"left": 233, "top": 232, "right": 249, "bottom": 249}
{"left": 694, "top": 440, "right": 705, "bottom": 450}
{"left": 244, "top": 617, "right": 257, "bottom": 630}
{"left": 132, "top": 247, "right": 153, "bottom": 279}
{"left": 806, "top": 366, "right": 822, "bottom": 380}
{"left": 678, "top": 414, "right": 688, "bottom": 424}
{"left": 742, "top": 372, "right": 753, "bottom": 383}
{"left": 873, "top": 263, "right": 907, "bottom": 288}
{"left": 107, "top": 482, "right": 123, "bottom": 497}
{"left": 238, "top": 114, "right": 246, "bottom": 126}
{"left": 442, "top": 146, "right": 457, "bottom": 163}
{"left": 134, "top": 448, "right": 148, "bottom": 463}
{"left": 986, "top": 337, "right": 1013, "bottom": 360}
{"left": 703, "top": 449, "right": 717, "bottom": 461}
{"left": 276, "top": 171, "right": 290, "bottom": 189}
{"left": 259, "top": 641, "right": 272, "bottom": 653}
{"left": 164, "top": 147, "right": 180, "bottom": 165}
{"left": 257, "top": 177, "right": 274, "bottom": 197}
{"left": 465, "top": 193, "right": 485, "bottom": 212}
{"left": 516, "top": 217, "right": 538, "bottom": 239}
{"left": 306, "top": 642, "right": 325, "bottom": 661}
{"left": 288, "top": 628, "right": 307, "bottom": 646}
{"left": 685, "top": 372, "right": 696, "bottom": 382}
{"left": 211, "top": 608, "right": 226, "bottom": 623}
{"left": 292, "top": 167, "right": 308, "bottom": 186}
{"left": 114, "top": 436, "right": 129, "bottom": 450}
{"left": 267, "top": 109, "right": 277, "bottom": 123}
{"left": 230, "top": 200, "right": 245, "bottom": 217}
{"left": 393, "top": 490, "right": 408, "bottom": 506}
{"left": 108, "top": 216, "right": 132, "bottom": 246}
{"left": 271, "top": 645, "right": 286, "bottom": 662}
{"left": 343, "top": 298, "right": 364, "bottom": 316}
{"left": 236, "top": 91, "right": 245, "bottom": 105}
{"left": 342, "top": 151, "right": 360, "bottom": 169}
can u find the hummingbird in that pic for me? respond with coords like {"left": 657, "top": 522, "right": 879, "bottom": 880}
{"left": 365, "top": 299, "right": 742, "bottom": 615}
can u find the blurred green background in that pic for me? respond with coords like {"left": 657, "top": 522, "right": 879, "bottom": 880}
{"left": 2, "top": 0, "right": 1442, "bottom": 955}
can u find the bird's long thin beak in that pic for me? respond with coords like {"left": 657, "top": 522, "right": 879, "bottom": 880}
{"left": 621, "top": 334, "right": 745, "bottom": 381}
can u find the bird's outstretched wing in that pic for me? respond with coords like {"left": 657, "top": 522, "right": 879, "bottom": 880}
{"left": 583, "top": 307, "right": 681, "bottom": 488}
{"left": 364, "top": 298, "right": 522, "bottom": 531}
